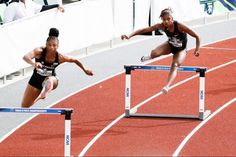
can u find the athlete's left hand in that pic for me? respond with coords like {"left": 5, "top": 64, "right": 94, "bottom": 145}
{"left": 194, "top": 50, "right": 200, "bottom": 57}
{"left": 58, "top": 5, "right": 65, "bottom": 12}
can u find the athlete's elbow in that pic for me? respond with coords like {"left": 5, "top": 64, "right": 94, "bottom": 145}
{"left": 23, "top": 55, "right": 28, "bottom": 61}
{"left": 197, "top": 36, "right": 201, "bottom": 43}
{"left": 23, "top": 55, "right": 32, "bottom": 63}
{"left": 194, "top": 34, "right": 200, "bottom": 42}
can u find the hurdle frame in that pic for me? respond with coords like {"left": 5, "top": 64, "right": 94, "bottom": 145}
{"left": 0, "top": 107, "right": 73, "bottom": 156}
{"left": 124, "top": 65, "right": 211, "bottom": 120}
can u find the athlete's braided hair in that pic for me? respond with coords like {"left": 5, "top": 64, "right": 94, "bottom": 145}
{"left": 47, "top": 28, "right": 59, "bottom": 43}
{"left": 159, "top": 7, "right": 173, "bottom": 18}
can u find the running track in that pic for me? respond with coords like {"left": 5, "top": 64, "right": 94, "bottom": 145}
{"left": 0, "top": 38, "right": 235, "bottom": 156}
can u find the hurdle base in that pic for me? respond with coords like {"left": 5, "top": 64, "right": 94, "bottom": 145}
{"left": 199, "top": 110, "right": 211, "bottom": 120}
{"left": 125, "top": 108, "right": 138, "bottom": 118}
{"left": 125, "top": 110, "right": 130, "bottom": 118}
{"left": 127, "top": 111, "right": 211, "bottom": 120}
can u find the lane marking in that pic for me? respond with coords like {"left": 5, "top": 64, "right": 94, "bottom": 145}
{"left": 201, "top": 47, "right": 236, "bottom": 51}
{"left": 79, "top": 114, "right": 125, "bottom": 156}
{"left": 0, "top": 114, "right": 38, "bottom": 143}
{"left": 0, "top": 71, "right": 125, "bottom": 143}
{"left": 1, "top": 37, "right": 236, "bottom": 148}
{"left": 2, "top": 37, "right": 236, "bottom": 143}
{"left": 0, "top": 43, "right": 172, "bottom": 143}
{"left": 172, "top": 97, "right": 236, "bottom": 157}
{"left": 0, "top": 53, "right": 171, "bottom": 143}
{"left": 130, "top": 59, "right": 236, "bottom": 113}
{"left": 78, "top": 60, "right": 236, "bottom": 156}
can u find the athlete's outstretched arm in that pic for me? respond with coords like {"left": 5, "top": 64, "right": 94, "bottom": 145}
{"left": 121, "top": 23, "right": 162, "bottom": 40}
{"left": 60, "top": 55, "right": 93, "bottom": 76}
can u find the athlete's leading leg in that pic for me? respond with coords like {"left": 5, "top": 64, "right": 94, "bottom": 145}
{"left": 34, "top": 76, "right": 59, "bottom": 103}
{"left": 21, "top": 84, "right": 41, "bottom": 108}
{"left": 141, "top": 41, "right": 172, "bottom": 62}
{"left": 162, "top": 50, "right": 187, "bottom": 94}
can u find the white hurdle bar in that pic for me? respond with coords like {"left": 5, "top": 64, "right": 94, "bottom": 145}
{"left": 124, "top": 65, "right": 211, "bottom": 120}
{"left": 0, "top": 107, "right": 73, "bottom": 156}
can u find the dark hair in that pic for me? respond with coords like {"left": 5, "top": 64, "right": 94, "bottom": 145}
{"left": 47, "top": 28, "right": 59, "bottom": 43}
{"left": 159, "top": 7, "right": 173, "bottom": 18}
{"left": 48, "top": 28, "right": 59, "bottom": 37}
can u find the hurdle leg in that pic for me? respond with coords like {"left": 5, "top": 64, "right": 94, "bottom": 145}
{"left": 198, "top": 69, "right": 211, "bottom": 120}
{"left": 64, "top": 110, "right": 72, "bottom": 157}
{"left": 125, "top": 66, "right": 131, "bottom": 117}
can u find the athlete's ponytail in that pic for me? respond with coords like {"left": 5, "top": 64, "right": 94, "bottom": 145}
{"left": 48, "top": 28, "right": 59, "bottom": 37}
{"left": 47, "top": 28, "right": 59, "bottom": 43}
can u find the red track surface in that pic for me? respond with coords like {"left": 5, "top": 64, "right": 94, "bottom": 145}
{"left": 0, "top": 38, "right": 235, "bottom": 156}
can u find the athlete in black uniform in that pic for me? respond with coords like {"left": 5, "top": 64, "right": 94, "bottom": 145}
{"left": 21, "top": 28, "right": 93, "bottom": 108}
{"left": 28, "top": 47, "right": 60, "bottom": 90}
{"left": 164, "top": 20, "right": 187, "bottom": 54}
{"left": 121, "top": 8, "right": 200, "bottom": 94}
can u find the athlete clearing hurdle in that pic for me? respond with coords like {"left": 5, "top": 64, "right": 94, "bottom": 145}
{"left": 21, "top": 28, "right": 93, "bottom": 108}
{"left": 121, "top": 8, "right": 200, "bottom": 94}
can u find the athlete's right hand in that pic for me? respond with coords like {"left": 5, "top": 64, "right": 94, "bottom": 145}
{"left": 84, "top": 69, "right": 93, "bottom": 76}
{"left": 121, "top": 35, "right": 130, "bottom": 40}
{"left": 34, "top": 62, "right": 43, "bottom": 69}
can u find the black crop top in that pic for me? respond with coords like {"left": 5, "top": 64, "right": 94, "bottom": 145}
{"left": 164, "top": 21, "right": 187, "bottom": 49}
{"left": 34, "top": 48, "right": 60, "bottom": 77}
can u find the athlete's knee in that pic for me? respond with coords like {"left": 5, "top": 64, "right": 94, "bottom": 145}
{"left": 172, "top": 62, "right": 180, "bottom": 68}
{"left": 49, "top": 76, "right": 59, "bottom": 89}
{"left": 151, "top": 50, "right": 161, "bottom": 58}
{"left": 21, "top": 101, "right": 33, "bottom": 108}
{"left": 53, "top": 81, "right": 58, "bottom": 89}
{"left": 21, "top": 104, "right": 30, "bottom": 108}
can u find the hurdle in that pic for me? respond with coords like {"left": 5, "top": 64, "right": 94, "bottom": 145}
{"left": 0, "top": 107, "right": 73, "bottom": 156}
{"left": 124, "top": 65, "right": 211, "bottom": 120}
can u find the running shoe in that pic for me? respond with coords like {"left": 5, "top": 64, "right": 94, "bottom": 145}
{"left": 140, "top": 55, "right": 151, "bottom": 62}
{"left": 161, "top": 86, "right": 169, "bottom": 94}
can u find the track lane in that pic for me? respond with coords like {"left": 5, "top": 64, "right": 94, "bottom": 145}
{"left": 176, "top": 63, "right": 236, "bottom": 156}
{"left": 0, "top": 38, "right": 235, "bottom": 156}
{"left": 173, "top": 97, "right": 236, "bottom": 157}
{"left": 81, "top": 39, "right": 236, "bottom": 156}
{"left": 82, "top": 61, "right": 235, "bottom": 156}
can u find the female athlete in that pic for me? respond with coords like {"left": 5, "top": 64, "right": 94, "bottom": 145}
{"left": 21, "top": 28, "right": 93, "bottom": 107}
{"left": 121, "top": 8, "right": 200, "bottom": 94}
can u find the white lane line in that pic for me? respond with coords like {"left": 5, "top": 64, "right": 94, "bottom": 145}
{"left": 2, "top": 36, "right": 235, "bottom": 139}
{"left": 0, "top": 71, "right": 124, "bottom": 143}
{"left": 78, "top": 114, "right": 125, "bottom": 156}
{"left": 201, "top": 47, "right": 236, "bottom": 51}
{"left": 78, "top": 59, "right": 236, "bottom": 156}
{"left": 0, "top": 52, "right": 171, "bottom": 143}
{"left": 1, "top": 36, "right": 235, "bottom": 150}
{"left": 0, "top": 114, "right": 38, "bottom": 143}
{"left": 132, "top": 59, "right": 236, "bottom": 113}
{"left": 172, "top": 97, "right": 236, "bottom": 157}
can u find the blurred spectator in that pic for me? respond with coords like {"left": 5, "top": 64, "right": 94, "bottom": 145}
{"left": 3, "top": 0, "right": 64, "bottom": 79}
{"left": 0, "top": 0, "right": 8, "bottom": 25}
{"left": 3, "top": 0, "right": 64, "bottom": 24}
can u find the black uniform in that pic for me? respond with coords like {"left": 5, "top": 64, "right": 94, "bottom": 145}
{"left": 164, "top": 21, "right": 187, "bottom": 54}
{"left": 28, "top": 48, "right": 60, "bottom": 90}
